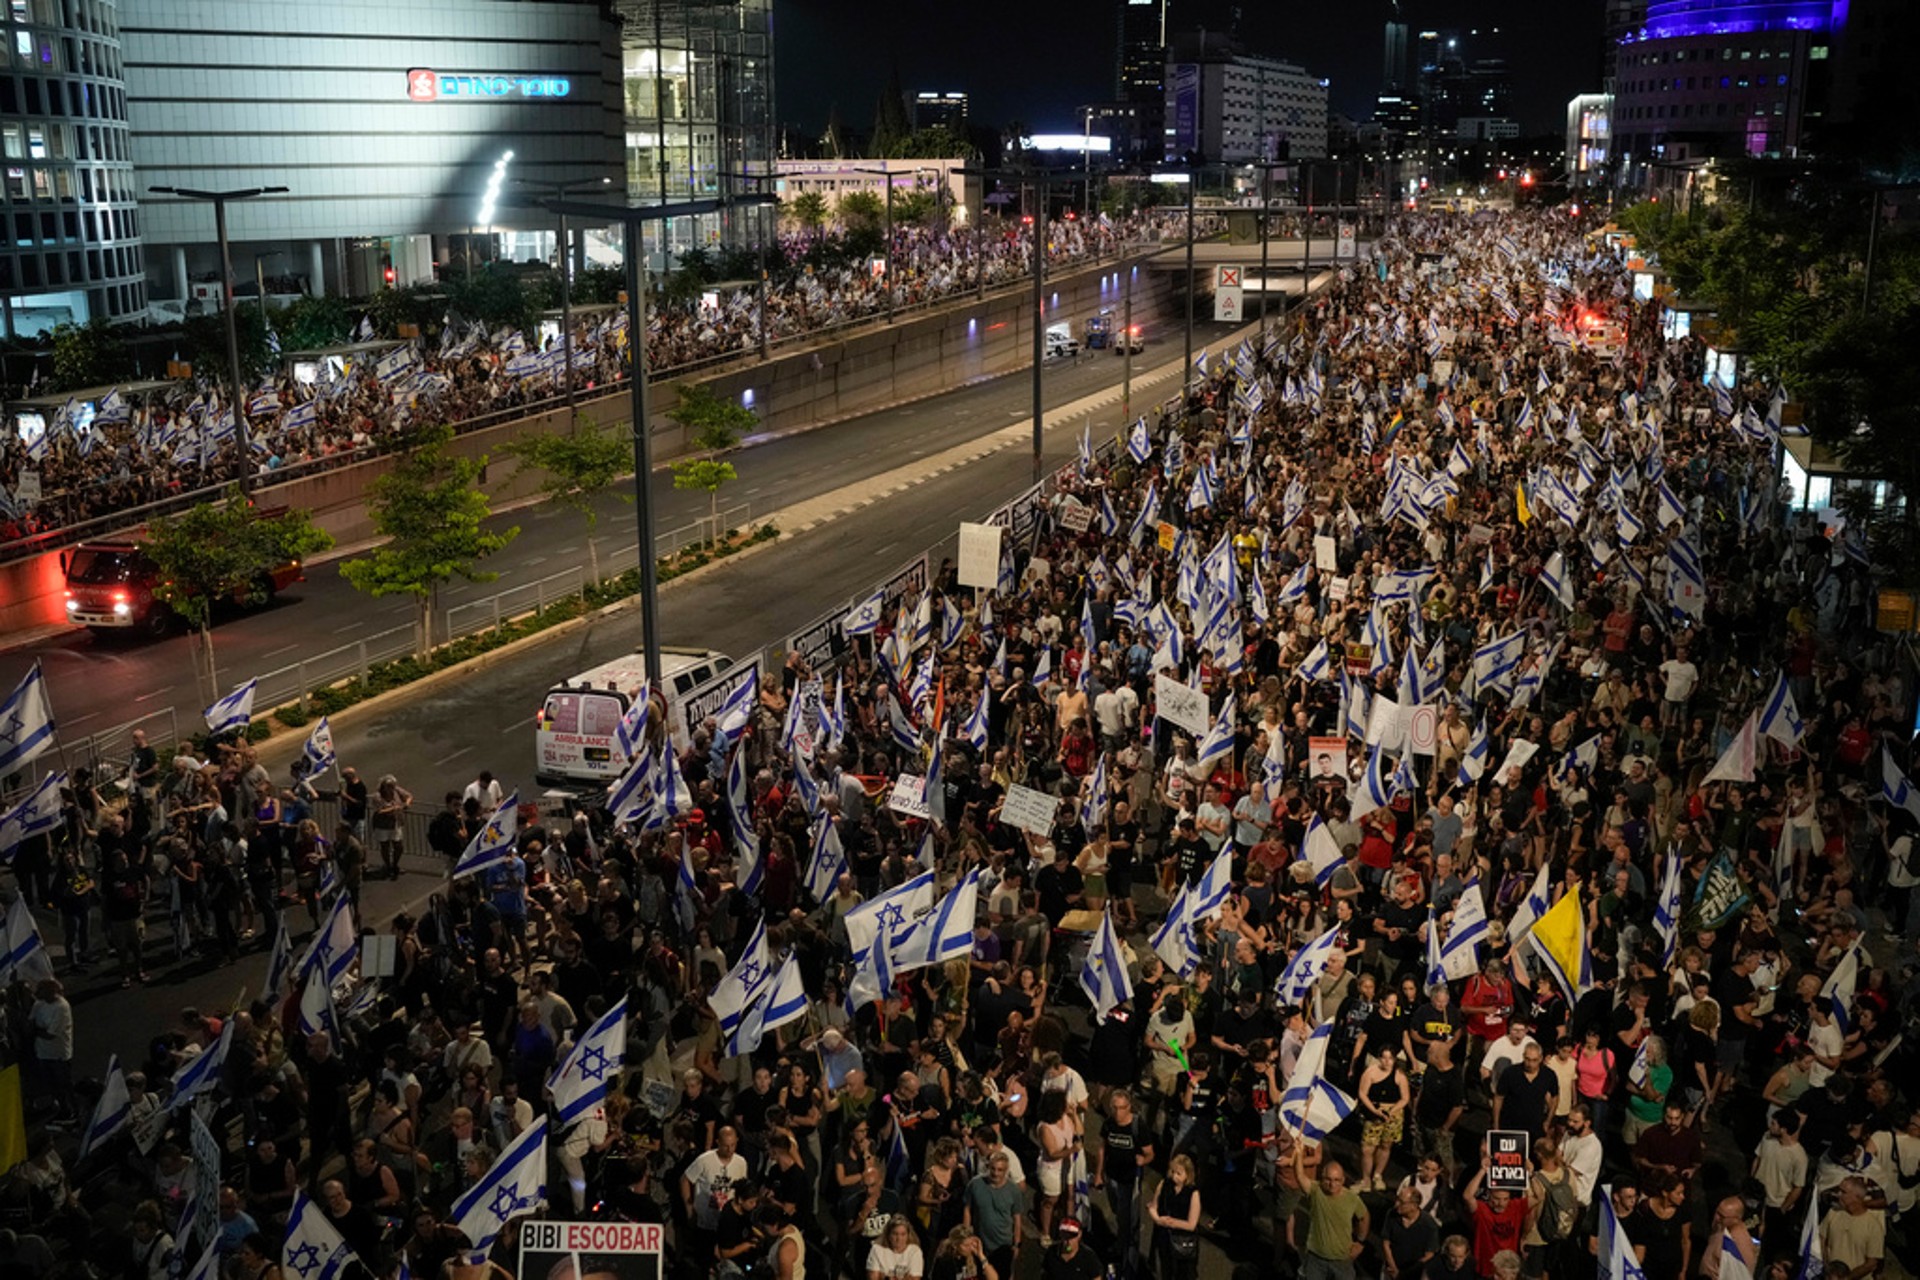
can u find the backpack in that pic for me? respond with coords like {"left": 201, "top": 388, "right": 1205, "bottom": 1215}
{"left": 1535, "top": 1169, "right": 1580, "bottom": 1242}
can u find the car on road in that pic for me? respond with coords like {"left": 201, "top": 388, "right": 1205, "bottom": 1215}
{"left": 535, "top": 646, "right": 734, "bottom": 787}
{"left": 62, "top": 525, "right": 306, "bottom": 638}
{"left": 1044, "top": 323, "right": 1079, "bottom": 360}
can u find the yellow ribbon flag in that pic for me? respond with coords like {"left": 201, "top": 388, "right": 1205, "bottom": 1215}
{"left": 0, "top": 1063, "right": 25, "bottom": 1173}
{"left": 1527, "top": 885, "right": 1591, "bottom": 1003}
{"left": 1515, "top": 481, "right": 1533, "bottom": 525}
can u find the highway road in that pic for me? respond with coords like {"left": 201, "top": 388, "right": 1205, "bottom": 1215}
{"left": 0, "top": 316, "right": 1247, "bottom": 749}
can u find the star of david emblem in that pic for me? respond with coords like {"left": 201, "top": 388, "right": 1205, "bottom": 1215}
{"left": 489, "top": 1184, "right": 531, "bottom": 1221}
{"left": 1, "top": 706, "right": 23, "bottom": 743}
{"left": 286, "top": 1243, "right": 323, "bottom": 1279}
{"left": 575, "top": 1044, "right": 610, "bottom": 1083}
{"left": 737, "top": 958, "right": 763, "bottom": 991}
{"left": 875, "top": 902, "right": 904, "bottom": 931}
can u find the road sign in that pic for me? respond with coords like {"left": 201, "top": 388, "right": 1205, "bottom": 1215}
{"left": 1337, "top": 223, "right": 1357, "bottom": 260}
{"left": 1215, "top": 265, "right": 1242, "bottom": 289}
{"left": 1214, "top": 287, "right": 1243, "bottom": 322}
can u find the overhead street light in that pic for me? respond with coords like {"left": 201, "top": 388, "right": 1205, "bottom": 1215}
{"left": 148, "top": 184, "right": 289, "bottom": 498}
{"left": 538, "top": 192, "right": 779, "bottom": 687}
{"left": 512, "top": 174, "right": 613, "bottom": 408}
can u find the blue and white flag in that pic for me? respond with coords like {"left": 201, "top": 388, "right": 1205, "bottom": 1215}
{"left": 1301, "top": 816, "right": 1344, "bottom": 888}
{"left": 0, "top": 663, "right": 56, "bottom": 773}
{"left": 1652, "top": 850, "right": 1684, "bottom": 968}
{"left": 614, "top": 690, "right": 651, "bottom": 761}
{"left": 850, "top": 923, "right": 898, "bottom": 1010}
{"left": 0, "top": 770, "right": 65, "bottom": 861}
{"left": 1031, "top": 646, "right": 1053, "bottom": 689}
{"left": 960, "top": 691, "right": 989, "bottom": 752}
{"left": 1883, "top": 752, "right": 1920, "bottom": 824}
{"left": 845, "top": 591, "right": 886, "bottom": 636}
{"left": 1598, "top": 1187, "right": 1649, "bottom": 1280}
{"left": 203, "top": 679, "right": 256, "bottom": 736}
{"left": 79, "top": 1054, "right": 131, "bottom": 1161}
{"left": 1150, "top": 884, "right": 1199, "bottom": 978}
{"left": 733, "top": 953, "right": 810, "bottom": 1056}
{"left": 895, "top": 868, "right": 981, "bottom": 972}
{"left": 282, "top": 1192, "right": 358, "bottom": 1280}
{"left": 1349, "top": 745, "right": 1392, "bottom": 820}
{"left": 606, "top": 746, "right": 656, "bottom": 827}
{"left": 846, "top": 870, "right": 936, "bottom": 965}
{"left": 1757, "top": 672, "right": 1805, "bottom": 748}
{"left": 726, "top": 742, "right": 761, "bottom": 894}
{"left": 549, "top": 997, "right": 628, "bottom": 1126}
{"left": 717, "top": 665, "right": 758, "bottom": 744}
{"left": 803, "top": 818, "right": 849, "bottom": 905}
{"left": 1193, "top": 694, "right": 1237, "bottom": 772}
{"left": 1128, "top": 418, "right": 1152, "bottom": 464}
{"left": 167, "top": 1020, "right": 234, "bottom": 1111}
{"left": 1794, "top": 1192, "right": 1821, "bottom": 1280}
{"left": 300, "top": 717, "right": 336, "bottom": 777}
{"left": 453, "top": 792, "right": 519, "bottom": 879}
{"left": 1298, "top": 638, "right": 1331, "bottom": 682}
{"left": 651, "top": 745, "right": 692, "bottom": 831}
{"left": 1822, "top": 942, "right": 1860, "bottom": 1034}
{"left": 1190, "top": 844, "right": 1234, "bottom": 921}
{"left": 0, "top": 893, "right": 52, "bottom": 987}
{"left": 297, "top": 890, "right": 359, "bottom": 987}
{"left": 458, "top": 1113, "right": 556, "bottom": 1258}
{"left": 1078, "top": 907, "right": 1133, "bottom": 1022}
{"left": 708, "top": 919, "right": 774, "bottom": 1052}
{"left": 264, "top": 915, "right": 294, "bottom": 1001}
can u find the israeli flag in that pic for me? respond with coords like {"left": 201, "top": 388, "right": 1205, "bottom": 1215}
{"left": 0, "top": 662, "right": 57, "bottom": 773}
{"left": 79, "top": 1054, "right": 131, "bottom": 1161}
{"left": 264, "top": 916, "right": 294, "bottom": 1001}
{"left": 1822, "top": 942, "right": 1860, "bottom": 1034}
{"left": 845, "top": 591, "right": 886, "bottom": 636}
{"left": 733, "top": 953, "right": 810, "bottom": 1056}
{"left": 1193, "top": 694, "right": 1237, "bottom": 773}
{"left": 1652, "top": 851, "right": 1684, "bottom": 968}
{"left": 297, "top": 890, "right": 359, "bottom": 987}
{"left": 1343, "top": 676, "right": 1370, "bottom": 744}
{"left": 0, "top": 770, "right": 66, "bottom": 861}
{"left": 1515, "top": 398, "right": 1535, "bottom": 433}
{"left": 1757, "top": 672, "right": 1805, "bottom": 748}
{"left": 1078, "top": 907, "right": 1133, "bottom": 1022}
{"left": 0, "top": 893, "right": 52, "bottom": 986}
{"left": 549, "top": 997, "right": 628, "bottom": 1126}
{"left": 709, "top": 920, "right": 774, "bottom": 1051}
{"left": 203, "top": 679, "right": 257, "bottom": 736}
{"left": 282, "top": 1192, "right": 358, "bottom": 1280}
{"left": 1150, "top": 885, "right": 1200, "bottom": 978}
{"left": 1298, "top": 639, "right": 1331, "bottom": 682}
{"left": 1274, "top": 926, "right": 1342, "bottom": 1009}
{"left": 726, "top": 743, "right": 761, "bottom": 894}
{"left": 1794, "top": 1192, "right": 1822, "bottom": 1280}
{"left": 606, "top": 748, "right": 656, "bottom": 827}
{"left": 1080, "top": 753, "right": 1109, "bottom": 831}
{"left": 717, "top": 666, "right": 758, "bottom": 744}
{"left": 804, "top": 818, "right": 849, "bottom": 905}
{"left": 1540, "top": 551, "right": 1575, "bottom": 609}
{"left": 1128, "top": 418, "right": 1152, "bottom": 463}
{"left": 1186, "top": 463, "right": 1216, "bottom": 512}
{"left": 1190, "top": 844, "right": 1235, "bottom": 921}
{"left": 614, "top": 691, "right": 651, "bottom": 761}
{"left": 300, "top": 717, "right": 336, "bottom": 777}
{"left": 1031, "top": 646, "right": 1053, "bottom": 688}
{"left": 453, "top": 792, "right": 519, "bottom": 879}
{"left": 167, "top": 1020, "right": 234, "bottom": 1111}
{"left": 895, "top": 867, "right": 981, "bottom": 972}
{"left": 1277, "top": 563, "right": 1311, "bottom": 603}
{"left": 1597, "top": 1188, "right": 1649, "bottom": 1280}
{"left": 447, "top": 1113, "right": 541, "bottom": 1258}
{"left": 850, "top": 919, "right": 899, "bottom": 1010}
{"left": 651, "top": 745, "right": 692, "bottom": 832}
{"left": 1349, "top": 745, "right": 1392, "bottom": 820}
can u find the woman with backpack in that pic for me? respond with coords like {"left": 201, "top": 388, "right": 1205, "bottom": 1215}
{"left": 1523, "top": 1137, "right": 1579, "bottom": 1279}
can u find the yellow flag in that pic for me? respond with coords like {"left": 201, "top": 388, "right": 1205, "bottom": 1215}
{"left": 0, "top": 1063, "right": 25, "bottom": 1174}
{"left": 1528, "top": 886, "right": 1590, "bottom": 1002}
{"left": 1515, "top": 481, "right": 1533, "bottom": 525}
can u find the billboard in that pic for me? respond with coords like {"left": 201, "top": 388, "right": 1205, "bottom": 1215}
{"left": 1169, "top": 63, "right": 1201, "bottom": 157}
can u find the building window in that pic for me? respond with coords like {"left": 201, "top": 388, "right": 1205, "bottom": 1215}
{"left": 1810, "top": 45, "right": 1828, "bottom": 59}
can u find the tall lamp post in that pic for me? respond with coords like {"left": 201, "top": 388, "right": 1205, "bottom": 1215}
{"left": 847, "top": 167, "right": 898, "bottom": 322}
{"left": 540, "top": 193, "right": 778, "bottom": 686}
{"left": 148, "top": 184, "right": 288, "bottom": 498}
{"left": 512, "top": 175, "right": 613, "bottom": 410}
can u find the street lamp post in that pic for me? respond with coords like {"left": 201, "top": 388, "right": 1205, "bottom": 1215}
{"left": 1183, "top": 166, "right": 1196, "bottom": 393}
{"left": 513, "top": 175, "right": 613, "bottom": 411}
{"left": 541, "top": 193, "right": 778, "bottom": 686}
{"left": 148, "top": 184, "right": 288, "bottom": 498}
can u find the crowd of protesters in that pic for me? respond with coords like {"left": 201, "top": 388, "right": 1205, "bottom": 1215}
{"left": 3, "top": 202, "right": 1915, "bottom": 1280}
{"left": 0, "top": 210, "right": 1214, "bottom": 548}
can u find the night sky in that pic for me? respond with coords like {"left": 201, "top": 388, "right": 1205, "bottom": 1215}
{"left": 775, "top": 0, "right": 1603, "bottom": 141}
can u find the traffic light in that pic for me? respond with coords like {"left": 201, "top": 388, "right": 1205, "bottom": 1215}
{"left": 383, "top": 266, "right": 396, "bottom": 286}
{"left": 1520, "top": 172, "right": 1535, "bottom": 188}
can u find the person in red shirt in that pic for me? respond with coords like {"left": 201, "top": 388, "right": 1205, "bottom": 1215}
{"left": 1464, "top": 1154, "right": 1528, "bottom": 1278}
{"left": 1356, "top": 811, "right": 1396, "bottom": 888}
{"left": 1461, "top": 956, "right": 1516, "bottom": 1047}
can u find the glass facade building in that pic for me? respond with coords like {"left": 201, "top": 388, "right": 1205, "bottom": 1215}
{"left": 0, "top": 0, "right": 145, "bottom": 337}
{"left": 617, "top": 0, "right": 774, "bottom": 264}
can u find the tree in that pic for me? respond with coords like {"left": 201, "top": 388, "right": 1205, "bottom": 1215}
{"left": 837, "top": 189, "right": 885, "bottom": 232}
{"left": 340, "top": 423, "right": 519, "bottom": 656}
{"left": 144, "top": 487, "right": 334, "bottom": 697}
{"left": 894, "top": 126, "right": 977, "bottom": 161}
{"left": 666, "top": 384, "right": 755, "bottom": 541}
{"left": 894, "top": 188, "right": 937, "bottom": 228}
{"left": 869, "top": 67, "right": 911, "bottom": 158}
{"left": 502, "top": 415, "right": 631, "bottom": 585}
{"left": 447, "top": 265, "right": 537, "bottom": 341}
{"left": 275, "top": 294, "right": 353, "bottom": 350}
{"left": 786, "top": 190, "right": 828, "bottom": 235}
{"left": 49, "top": 318, "right": 133, "bottom": 391}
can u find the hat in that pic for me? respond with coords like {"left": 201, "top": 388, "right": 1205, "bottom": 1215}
{"left": 1056, "top": 1218, "right": 1082, "bottom": 1237}
{"left": 688, "top": 808, "right": 706, "bottom": 823}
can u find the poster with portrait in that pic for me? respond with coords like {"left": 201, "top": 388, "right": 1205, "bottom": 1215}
{"left": 518, "top": 1221, "right": 663, "bottom": 1280}
{"left": 1307, "top": 737, "right": 1349, "bottom": 786}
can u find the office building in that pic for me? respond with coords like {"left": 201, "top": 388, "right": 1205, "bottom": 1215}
{"left": 1115, "top": 0, "right": 1167, "bottom": 162}
{"left": 0, "top": 0, "right": 144, "bottom": 337}
{"left": 913, "top": 91, "right": 967, "bottom": 132}
{"left": 1165, "top": 42, "right": 1329, "bottom": 163}
{"left": 1566, "top": 92, "right": 1614, "bottom": 184}
{"left": 1611, "top": 0, "right": 1847, "bottom": 180}
{"left": 124, "top": 0, "right": 623, "bottom": 302}
{"left": 1383, "top": 14, "right": 1409, "bottom": 94}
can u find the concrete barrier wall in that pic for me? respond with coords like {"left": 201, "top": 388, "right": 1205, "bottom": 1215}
{"left": 0, "top": 256, "right": 1177, "bottom": 635}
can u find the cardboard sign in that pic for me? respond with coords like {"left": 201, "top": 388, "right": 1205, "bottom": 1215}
{"left": 1307, "top": 737, "right": 1349, "bottom": 785}
{"left": 1487, "top": 1130, "right": 1530, "bottom": 1193}
{"left": 1343, "top": 641, "right": 1372, "bottom": 675}
{"left": 1059, "top": 496, "right": 1094, "bottom": 534}
{"left": 1158, "top": 522, "right": 1177, "bottom": 551}
{"left": 14, "top": 471, "right": 39, "bottom": 502}
{"left": 1466, "top": 523, "right": 1496, "bottom": 546}
{"left": 522, "top": 1222, "right": 664, "bottom": 1280}
{"left": 1314, "top": 534, "right": 1339, "bottom": 572}
{"left": 1000, "top": 783, "right": 1062, "bottom": 836}
{"left": 1432, "top": 358, "right": 1455, "bottom": 384}
{"left": 1365, "top": 694, "right": 1410, "bottom": 748}
{"left": 1155, "top": 674, "right": 1212, "bottom": 737}
{"left": 1328, "top": 576, "right": 1350, "bottom": 602}
{"left": 1408, "top": 705, "right": 1439, "bottom": 757}
{"left": 957, "top": 521, "right": 1004, "bottom": 590}
{"left": 888, "top": 773, "right": 931, "bottom": 820}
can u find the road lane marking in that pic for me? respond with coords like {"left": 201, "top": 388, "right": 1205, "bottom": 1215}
{"left": 264, "top": 644, "right": 299, "bottom": 659}
{"left": 433, "top": 746, "right": 472, "bottom": 767}
{"left": 333, "top": 620, "right": 367, "bottom": 634}
{"left": 134, "top": 685, "right": 174, "bottom": 702}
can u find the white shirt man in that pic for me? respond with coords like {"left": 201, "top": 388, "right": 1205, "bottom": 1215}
{"left": 682, "top": 1127, "right": 750, "bottom": 1232}
{"left": 1480, "top": 1024, "right": 1540, "bottom": 1083}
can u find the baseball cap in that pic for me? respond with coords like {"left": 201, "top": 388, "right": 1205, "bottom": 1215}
{"left": 1056, "top": 1218, "right": 1082, "bottom": 1237}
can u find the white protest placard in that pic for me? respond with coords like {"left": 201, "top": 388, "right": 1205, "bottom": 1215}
{"left": 1364, "top": 694, "right": 1411, "bottom": 748}
{"left": 1327, "top": 576, "right": 1350, "bottom": 602}
{"left": 1432, "top": 358, "right": 1455, "bottom": 385}
{"left": 957, "top": 522, "right": 1004, "bottom": 590}
{"left": 1154, "top": 673, "right": 1211, "bottom": 737}
{"left": 1408, "top": 704, "right": 1439, "bottom": 756}
{"left": 888, "top": 774, "right": 931, "bottom": 820}
{"left": 1000, "top": 783, "right": 1062, "bottom": 837}
{"left": 1058, "top": 497, "right": 1094, "bottom": 534}
{"left": 15, "top": 471, "right": 39, "bottom": 503}
{"left": 1314, "top": 535, "right": 1339, "bottom": 572}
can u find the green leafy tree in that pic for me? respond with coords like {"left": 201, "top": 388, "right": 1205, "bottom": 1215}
{"left": 666, "top": 384, "right": 755, "bottom": 541}
{"left": 837, "top": 189, "right": 885, "bottom": 232}
{"left": 572, "top": 265, "right": 626, "bottom": 306}
{"left": 870, "top": 68, "right": 911, "bottom": 158}
{"left": 182, "top": 305, "right": 275, "bottom": 384}
{"left": 340, "top": 423, "right": 519, "bottom": 656}
{"left": 786, "top": 190, "right": 828, "bottom": 234}
{"left": 894, "top": 188, "right": 937, "bottom": 228}
{"left": 502, "top": 415, "right": 631, "bottom": 585}
{"left": 145, "top": 487, "right": 334, "bottom": 696}
{"left": 448, "top": 265, "right": 537, "bottom": 341}
{"left": 49, "top": 318, "right": 133, "bottom": 391}
{"left": 275, "top": 294, "right": 353, "bottom": 350}
{"left": 893, "top": 127, "right": 977, "bottom": 161}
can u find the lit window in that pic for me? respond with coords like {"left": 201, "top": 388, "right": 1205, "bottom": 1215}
{"left": 1810, "top": 45, "right": 1828, "bottom": 59}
